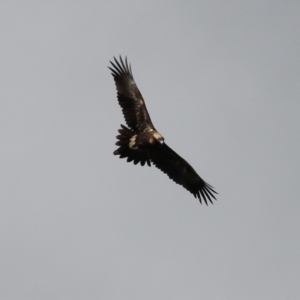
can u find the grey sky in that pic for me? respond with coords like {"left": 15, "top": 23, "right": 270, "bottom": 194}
{"left": 1, "top": 1, "right": 299, "bottom": 299}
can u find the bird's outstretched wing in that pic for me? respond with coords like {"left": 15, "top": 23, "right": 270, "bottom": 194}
{"left": 150, "top": 144, "right": 217, "bottom": 205}
{"left": 109, "top": 56, "right": 155, "bottom": 132}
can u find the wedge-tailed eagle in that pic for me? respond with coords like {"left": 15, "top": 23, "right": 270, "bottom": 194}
{"left": 109, "top": 56, "right": 217, "bottom": 204}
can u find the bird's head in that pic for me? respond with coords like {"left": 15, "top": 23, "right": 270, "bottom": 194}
{"left": 152, "top": 131, "right": 164, "bottom": 145}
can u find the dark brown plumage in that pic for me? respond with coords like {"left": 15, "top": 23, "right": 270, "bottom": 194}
{"left": 109, "top": 56, "right": 217, "bottom": 204}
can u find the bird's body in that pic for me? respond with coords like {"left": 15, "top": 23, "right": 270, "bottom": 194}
{"left": 109, "top": 56, "right": 217, "bottom": 204}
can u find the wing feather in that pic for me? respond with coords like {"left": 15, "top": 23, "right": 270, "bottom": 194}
{"left": 109, "top": 56, "right": 155, "bottom": 132}
{"left": 150, "top": 144, "right": 217, "bottom": 205}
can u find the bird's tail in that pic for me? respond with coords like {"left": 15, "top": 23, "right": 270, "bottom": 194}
{"left": 114, "top": 125, "right": 151, "bottom": 167}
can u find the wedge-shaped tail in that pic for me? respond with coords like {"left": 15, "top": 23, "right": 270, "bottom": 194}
{"left": 114, "top": 125, "right": 151, "bottom": 167}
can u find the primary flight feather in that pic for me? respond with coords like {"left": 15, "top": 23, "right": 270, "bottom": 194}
{"left": 109, "top": 56, "right": 217, "bottom": 205}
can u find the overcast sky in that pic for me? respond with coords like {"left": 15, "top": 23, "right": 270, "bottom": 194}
{"left": 1, "top": 1, "right": 299, "bottom": 299}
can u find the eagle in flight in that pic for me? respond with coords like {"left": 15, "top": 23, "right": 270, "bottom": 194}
{"left": 109, "top": 56, "right": 217, "bottom": 204}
